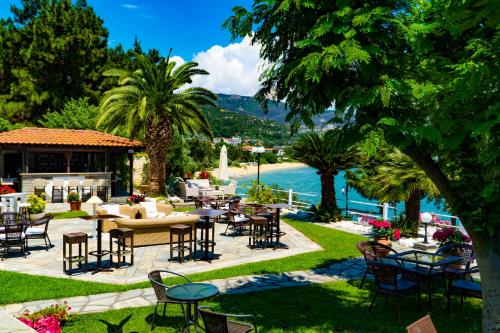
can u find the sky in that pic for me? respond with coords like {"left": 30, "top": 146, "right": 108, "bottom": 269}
{"left": 0, "top": 0, "right": 264, "bottom": 96}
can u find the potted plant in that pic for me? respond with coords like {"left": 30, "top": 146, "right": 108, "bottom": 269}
{"left": 0, "top": 185, "right": 15, "bottom": 194}
{"left": 127, "top": 194, "right": 146, "bottom": 206}
{"left": 67, "top": 192, "right": 81, "bottom": 211}
{"left": 27, "top": 194, "right": 46, "bottom": 220}
{"left": 368, "top": 218, "right": 401, "bottom": 257}
{"left": 432, "top": 227, "right": 471, "bottom": 247}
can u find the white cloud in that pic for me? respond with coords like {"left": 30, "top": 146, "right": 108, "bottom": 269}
{"left": 190, "top": 37, "right": 264, "bottom": 97}
{"left": 121, "top": 4, "right": 139, "bottom": 10}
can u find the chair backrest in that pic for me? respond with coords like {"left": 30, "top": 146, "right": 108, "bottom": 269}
{"left": 68, "top": 179, "right": 80, "bottom": 187}
{"left": 1, "top": 212, "right": 23, "bottom": 225}
{"left": 82, "top": 179, "right": 94, "bottom": 187}
{"left": 33, "top": 216, "right": 52, "bottom": 232}
{"left": 3, "top": 224, "right": 25, "bottom": 241}
{"left": 356, "top": 241, "right": 377, "bottom": 261}
{"left": 435, "top": 243, "right": 475, "bottom": 268}
{"left": 148, "top": 270, "right": 190, "bottom": 302}
{"left": 198, "top": 308, "right": 229, "bottom": 333}
{"left": 367, "top": 261, "right": 400, "bottom": 289}
{"left": 52, "top": 179, "right": 65, "bottom": 187}
{"left": 33, "top": 178, "right": 47, "bottom": 187}
{"left": 406, "top": 315, "right": 437, "bottom": 333}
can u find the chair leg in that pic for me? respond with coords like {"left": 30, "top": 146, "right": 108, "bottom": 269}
{"left": 359, "top": 269, "right": 368, "bottom": 288}
{"left": 151, "top": 302, "right": 158, "bottom": 330}
{"left": 162, "top": 303, "right": 167, "bottom": 320}
{"left": 395, "top": 295, "right": 401, "bottom": 321}
{"left": 369, "top": 289, "right": 379, "bottom": 312}
{"left": 46, "top": 234, "right": 52, "bottom": 247}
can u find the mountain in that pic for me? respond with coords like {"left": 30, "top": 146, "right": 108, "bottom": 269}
{"left": 215, "top": 94, "right": 335, "bottom": 126}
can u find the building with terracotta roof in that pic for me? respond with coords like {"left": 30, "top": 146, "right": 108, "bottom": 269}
{"left": 0, "top": 128, "right": 143, "bottom": 198}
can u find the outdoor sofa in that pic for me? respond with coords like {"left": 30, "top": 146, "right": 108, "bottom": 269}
{"left": 96, "top": 202, "right": 198, "bottom": 246}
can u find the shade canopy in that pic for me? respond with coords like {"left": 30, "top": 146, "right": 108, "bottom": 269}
{"left": 87, "top": 195, "right": 103, "bottom": 205}
{"left": 216, "top": 145, "right": 229, "bottom": 181}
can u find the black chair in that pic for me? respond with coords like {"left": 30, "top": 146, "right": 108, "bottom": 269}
{"left": 81, "top": 179, "right": 93, "bottom": 202}
{"left": 1, "top": 224, "right": 27, "bottom": 259}
{"left": 446, "top": 266, "right": 482, "bottom": 312}
{"left": 368, "top": 261, "right": 420, "bottom": 320}
{"left": 356, "top": 241, "right": 403, "bottom": 288}
{"left": 94, "top": 186, "right": 108, "bottom": 203}
{"left": 435, "top": 243, "right": 475, "bottom": 278}
{"left": 148, "top": 270, "right": 187, "bottom": 330}
{"left": 25, "top": 216, "right": 53, "bottom": 250}
{"left": 51, "top": 179, "right": 64, "bottom": 203}
{"left": 198, "top": 306, "right": 257, "bottom": 333}
{"left": 1, "top": 212, "right": 24, "bottom": 225}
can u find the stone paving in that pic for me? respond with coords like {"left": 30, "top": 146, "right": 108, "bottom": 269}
{"left": 0, "top": 258, "right": 366, "bottom": 316}
{"left": 0, "top": 217, "right": 321, "bottom": 284}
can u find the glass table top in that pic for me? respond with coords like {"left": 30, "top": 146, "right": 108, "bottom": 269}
{"left": 387, "top": 250, "right": 460, "bottom": 266}
{"left": 166, "top": 283, "right": 219, "bottom": 302}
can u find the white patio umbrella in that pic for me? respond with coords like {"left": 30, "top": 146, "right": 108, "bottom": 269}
{"left": 216, "top": 145, "right": 230, "bottom": 181}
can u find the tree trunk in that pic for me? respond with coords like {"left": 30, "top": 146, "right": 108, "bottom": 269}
{"left": 470, "top": 230, "right": 500, "bottom": 333}
{"left": 145, "top": 117, "right": 173, "bottom": 195}
{"left": 319, "top": 173, "right": 337, "bottom": 212}
{"left": 405, "top": 189, "right": 421, "bottom": 231}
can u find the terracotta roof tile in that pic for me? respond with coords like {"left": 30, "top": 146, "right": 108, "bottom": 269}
{"left": 0, "top": 128, "right": 143, "bottom": 148}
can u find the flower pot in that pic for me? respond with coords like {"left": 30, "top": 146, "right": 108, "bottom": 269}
{"left": 373, "top": 236, "right": 392, "bottom": 257}
{"left": 69, "top": 201, "right": 82, "bottom": 211}
{"left": 30, "top": 212, "right": 45, "bottom": 220}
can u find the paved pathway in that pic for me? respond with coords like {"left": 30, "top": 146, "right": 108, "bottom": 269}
{"left": 0, "top": 258, "right": 366, "bottom": 316}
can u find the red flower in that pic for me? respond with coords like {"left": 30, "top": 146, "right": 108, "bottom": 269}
{"left": 393, "top": 228, "right": 401, "bottom": 240}
{"left": 0, "top": 185, "right": 15, "bottom": 195}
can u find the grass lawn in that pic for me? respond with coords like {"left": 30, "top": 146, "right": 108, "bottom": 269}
{"left": 63, "top": 280, "right": 482, "bottom": 333}
{"left": 51, "top": 211, "right": 89, "bottom": 219}
{"left": 0, "top": 219, "right": 364, "bottom": 304}
{"left": 173, "top": 206, "right": 195, "bottom": 212}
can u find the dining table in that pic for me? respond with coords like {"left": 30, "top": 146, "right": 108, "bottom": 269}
{"left": 188, "top": 208, "right": 227, "bottom": 261}
{"left": 166, "top": 282, "right": 219, "bottom": 333}
{"left": 78, "top": 214, "right": 121, "bottom": 274}
{"left": 386, "top": 249, "right": 461, "bottom": 309}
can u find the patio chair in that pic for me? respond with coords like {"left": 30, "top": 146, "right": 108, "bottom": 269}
{"left": 446, "top": 267, "right": 482, "bottom": 312}
{"left": 25, "top": 216, "right": 53, "bottom": 250}
{"left": 224, "top": 210, "right": 250, "bottom": 236}
{"left": 356, "top": 241, "right": 402, "bottom": 288}
{"left": 435, "top": 244, "right": 475, "bottom": 279}
{"left": 67, "top": 179, "right": 80, "bottom": 196}
{"left": 368, "top": 261, "right": 420, "bottom": 320}
{"left": 148, "top": 270, "right": 188, "bottom": 330}
{"left": 1, "top": 224, "right": 27, "bottom": 259}
{"left": 81, "top": 179, "right": 93, "bottom": 202}
{"left": 33, "top": 178, "right": 47, "bottom": 197}
{"left": 52, "top": 179, "right": 64, "bottom": 203}
{"left": 198, "top": 306, "right": 257, "bottom": 333}
{"left": 0, "top": 212, "right": 24, "bottom": 225}
{"left": 406, "top": 315, "right": 437, "bottom": 333}
{"left": 195, "top": 197, "right": 211, "bottom": 210}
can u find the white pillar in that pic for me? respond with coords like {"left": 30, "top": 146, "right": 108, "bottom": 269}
{"left": 382, "top": 203, "right": 389, "bottom": 220}
{"left": 288, "top": 189, "right": 293, "bottom": 206}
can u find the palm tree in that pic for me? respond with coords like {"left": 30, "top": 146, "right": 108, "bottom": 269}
{"left": 349, "top": 148, "right": 440, "bottom": 226}
{"left": 98, "top": 55, "right": 217, "bottom": 194}
{"left": 290, "top": 129, "right": 359, "bottom": 213}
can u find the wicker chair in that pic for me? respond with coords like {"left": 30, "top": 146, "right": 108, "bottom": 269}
{"left": 224, "top": 210, "right": 250, "bottom": 236}
{"left": 435, "top": 244, "right": 475, "bottom": 278}
{"left": 148, "top": 270, "right": 188, "bottom": 330}
{"left": 25, "top": 216, "right": 53, "bottom": 250}
{"left": 446, "top": 266, "right": 482, "bottom": 312}
{"left": 0, "top": 212, "right": 24, "bottom": 225}
{"left": 198, "top": 306, "right": 257, "bottom": 333}
{"left": 356, "top": 241, "right": 402, "bottom": 288}
{"left": 368, "top": 261, "right": 420, "bottom": 320}
{"left": 1, "top": 224, "right": 27, "bottom": 259}
{"left": 406, "top": 315, "right": 437, "bottom": 333}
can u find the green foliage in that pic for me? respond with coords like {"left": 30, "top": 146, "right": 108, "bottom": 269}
{"left": 0, "top": 117, "right": 17, "bottom": 132}
{"left": 307, "top": 204, "right": 339, "bottom": 223}
{"left": 39, "top": 98, "right": 99, "bottom": 130}
{"left": 27, "top": 194, "right": 45, "bottom": 214}
{"left": 245, "top": 181, "right": 277, "bottom": 204}
{"left": 260, "top": 151, "right": 278, "bottom": 164}
{"left": 392, "top": 215, "right": 419, "bottom": 238}
{"left": 67, "top": 191, "right": 80, "bottom": 202}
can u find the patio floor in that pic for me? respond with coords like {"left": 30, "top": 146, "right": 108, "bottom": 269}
{"left": 0, "top": 218, "right": 321, "bottom": 284}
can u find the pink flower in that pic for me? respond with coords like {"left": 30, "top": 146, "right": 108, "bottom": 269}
{"left": 32, "top": 316, "right": 61, "bottom": 333}
{"left": 18, "top": 317, "right": 35, "bottom": 328}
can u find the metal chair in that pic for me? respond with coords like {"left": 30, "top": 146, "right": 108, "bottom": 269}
{"left": 33, "top": 178, "right": 47, "bottom": 197}
{"left": 446, "top": 267, "right": 482, "bottom": 312}
{"left": 1, "top": 224, "right": 27, "bottom": 259}
{"left": 94, "top": 185, "right": 108, "bottom": 203}
{"left": 148, "top": 270, "right": 188, "bottom": 330}
{"left": 25, "top": 216, "right": 53, "bottom": 250}
{"left": 67, "top": 179, "right": 80, "bottom": 196}
{"left": 0, "top": 212, "right": 24, "bottom": 225}
{"left": 368, "top": 261, "right": 420, "bottom": 320}
{"left": 81, "top": 179, "right": 93, "bottom": 202}
{"left": 406, "top": 315, "right": 437, "bottom": 333}
{"left": 198, "top": 306, "right": 257, "bottom": 333}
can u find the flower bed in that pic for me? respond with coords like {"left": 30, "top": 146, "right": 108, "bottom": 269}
{"left": 18, "top": 302, "right": 74, "bottom": 333}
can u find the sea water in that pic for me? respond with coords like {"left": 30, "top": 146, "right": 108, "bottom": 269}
{"left": 236, "top": 166, "right": 453, "bottom": 221}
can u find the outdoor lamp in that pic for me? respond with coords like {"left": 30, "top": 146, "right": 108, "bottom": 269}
{"left": 87, "top": 195, "right": 103, "bottom": 238}
{"left": 251, "top": 146, "right": 266, "bottom": 184}
{"left": 420, "top": 212, "right": 433, "bottom": 244}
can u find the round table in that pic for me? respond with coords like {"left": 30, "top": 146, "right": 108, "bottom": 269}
{"left": 166, "top": 283, "right": 219, "bottom": 332}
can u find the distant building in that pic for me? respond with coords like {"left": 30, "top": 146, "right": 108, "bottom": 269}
{"left": 223, "top": 137, "right": 242, "bottom": 145}
{"left": 213, "top": 138, "right": 222, "bottom": 144}
{"left": 241, "top": 145, "right": 254, "bottom": 152}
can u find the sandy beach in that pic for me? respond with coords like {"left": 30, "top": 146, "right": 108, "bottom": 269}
{"left": 226, "top": 162, "right": 307, "bottom": 178}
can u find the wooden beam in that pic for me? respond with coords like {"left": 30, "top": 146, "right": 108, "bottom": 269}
{"left": 128, "top": 152, "right": 134, "bottom": 195}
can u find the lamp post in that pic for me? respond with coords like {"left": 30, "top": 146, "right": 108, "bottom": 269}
{"left": 87, "top": 195, "right": 103, "bottom": 239}
{"left": 420, "top": 212, "right": 433, "bottom": 244}
{"left": 341, "top": 183, "right": 349, "bottom": 216}
{"left": 251, "top": 146, "right": 266, "bottom": 184}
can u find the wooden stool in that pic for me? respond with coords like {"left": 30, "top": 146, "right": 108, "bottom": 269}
{"left": 194, "top": 219, "right": 215, "bottom": 254}
{"left": 249, "top": 216, "right": 269, "bottom": 248}
{"left": 109, "top": 228, "right": 134, "bottom": 267}
{"left": 63, "top": 232, "right": 88, "bottom": 274}
{"left": 170, "top": 224, "right": 193, "bottom": 263}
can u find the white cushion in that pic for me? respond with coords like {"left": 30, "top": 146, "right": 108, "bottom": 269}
{"left": 26, "top": 227, "right": 45, "bottom": 235}
{"left": 0, "top": 233, "right": 25, "bottom": 240}
{"left": 101, "top": 204, "right": 120, "bottom": 216}
{"left": 140, "top": 201, "right": 157, "bottom": 218}
{"left": 235, "top": 215, "right": 249, "bottom": 223}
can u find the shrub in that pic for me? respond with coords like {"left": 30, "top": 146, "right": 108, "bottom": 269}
{"left": 27, "top": 194, "right": 46, "bottom": 214}
{"left": 246, "top": 181, "right": 277, "bottom": 204}
{"left": 308, "top": 205, "right": 340, "bottom": 223}
{"left": 393, "top": 215, "right": 419, "bottom": 237}
{"left": 67, "top": 191, "right": 80, "bottom": 202}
